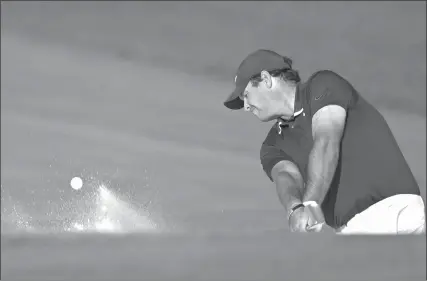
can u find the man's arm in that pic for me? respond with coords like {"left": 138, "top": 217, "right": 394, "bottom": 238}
{"left": 260, "top": 142, "right": 309, "bottom": 231}
{"left": 271, "top": 160, "right": 305, "bottom": 218}
{"left": 303, "top": 105, "right": 347, "bottom": 204}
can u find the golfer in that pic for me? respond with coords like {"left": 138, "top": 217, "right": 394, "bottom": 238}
{"left": 224, "top": 49, "right": 425, "bottom": 234}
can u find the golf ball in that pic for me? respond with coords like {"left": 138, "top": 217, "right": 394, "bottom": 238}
{"left": 70, "top": 177, "right": 83, "bottom": 190}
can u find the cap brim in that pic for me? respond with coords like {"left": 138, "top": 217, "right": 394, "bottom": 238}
{"left": 224, "top": 85, "right": 245, "bottom": 110}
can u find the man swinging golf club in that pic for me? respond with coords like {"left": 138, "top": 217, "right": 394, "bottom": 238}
{"left": 224, "top": 49, "right": 425, "bottom": 234}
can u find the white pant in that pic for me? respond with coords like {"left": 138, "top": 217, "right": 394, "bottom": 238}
{"left": 336, "top": 194, "right": 426, "bottom": 235}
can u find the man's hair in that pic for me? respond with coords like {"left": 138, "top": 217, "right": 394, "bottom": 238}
{"left": 249, "top": 64, "right": 301, "bottom": 88}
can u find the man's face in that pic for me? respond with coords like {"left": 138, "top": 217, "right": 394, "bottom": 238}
{"left": 240, "top": 72, "right": 284, "bottom": 122}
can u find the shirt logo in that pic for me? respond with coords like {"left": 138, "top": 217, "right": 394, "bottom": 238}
{"left": 314, "top": 89, "right": 330, "bottom": 101}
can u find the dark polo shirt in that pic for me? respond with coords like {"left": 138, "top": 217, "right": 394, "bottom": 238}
{"left": 260, "top": 70, "right": 421, "bottom": 228}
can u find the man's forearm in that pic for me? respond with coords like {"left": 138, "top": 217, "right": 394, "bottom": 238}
{"left": 303, "top": 137, "right": 340, "bottom": 204}
{"left": 275, "top": 171, "right": 304, "bottom": 217}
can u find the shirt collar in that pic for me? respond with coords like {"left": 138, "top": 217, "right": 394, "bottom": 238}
{"left": 293, "top": 83, "right": 304, "bottom": 117}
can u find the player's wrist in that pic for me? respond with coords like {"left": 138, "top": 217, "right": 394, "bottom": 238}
{"left": 287, "top": 203, "right": 305, "bottom": 222}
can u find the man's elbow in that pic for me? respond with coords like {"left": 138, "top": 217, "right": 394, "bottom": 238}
{"left": 276, "top": 170, "right": 298, "bottom": 184}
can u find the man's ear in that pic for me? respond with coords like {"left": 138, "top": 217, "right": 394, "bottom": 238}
{"left": 260, "top": 70, "right": 273, "bottom": 89}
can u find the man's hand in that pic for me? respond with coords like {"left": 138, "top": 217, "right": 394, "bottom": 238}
{"left": 304, "top": 202, "right": 325, "bottom": 232}
{"left": 289, "top": 203, "right": 325, "bottom": 232}
{"left": 288, "top": 207, "right": 311, "bottom": 232}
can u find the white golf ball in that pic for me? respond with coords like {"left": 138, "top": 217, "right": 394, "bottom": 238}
{"left": 70, "top": 177, "right": 83, "bottom": 190}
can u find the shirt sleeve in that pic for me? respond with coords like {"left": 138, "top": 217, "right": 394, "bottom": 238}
{"left": 260, "top": 143, "right": 295, "bottom": 182}
{"left": 308, "top": 70, "right": 355, "bottom": 116}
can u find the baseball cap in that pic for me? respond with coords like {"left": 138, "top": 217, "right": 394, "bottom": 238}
{"left": 224, "top": 49, "right": 292, "bottom": 110}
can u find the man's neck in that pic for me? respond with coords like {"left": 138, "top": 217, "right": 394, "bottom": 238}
{"left": 279, "top": 85, "right": 297, "bottom": 121}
